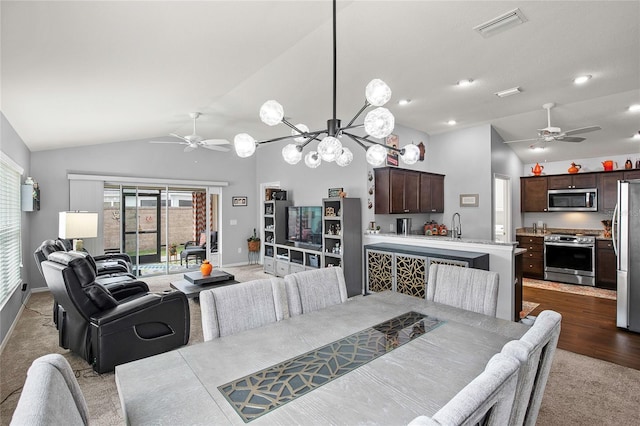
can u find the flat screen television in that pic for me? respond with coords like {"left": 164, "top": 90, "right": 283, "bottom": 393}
{"left": 287, "top": 206, "right": 323, "bottom": 248}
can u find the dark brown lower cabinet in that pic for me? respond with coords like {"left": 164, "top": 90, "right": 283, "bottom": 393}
{"left": 596, "top": 239, "right": 617, "bottom": 290}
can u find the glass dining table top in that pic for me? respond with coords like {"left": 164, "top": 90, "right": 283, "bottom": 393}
{"left": 218, "top": 311, "right": 444, "bottom": 422}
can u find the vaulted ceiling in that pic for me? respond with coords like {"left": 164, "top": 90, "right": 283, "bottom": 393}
{"left": 2, "top": 1, "right": 639, "bottom": 164}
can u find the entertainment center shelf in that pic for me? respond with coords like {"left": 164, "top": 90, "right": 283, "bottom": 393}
{"left": 262, "top": 197, "right": 362, "bottom": 297}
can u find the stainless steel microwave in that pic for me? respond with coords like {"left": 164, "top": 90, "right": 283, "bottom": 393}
{"left": 547, "top": 188, "right": 598, "bottom": 211}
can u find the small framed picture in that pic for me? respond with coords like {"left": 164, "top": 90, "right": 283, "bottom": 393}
{"left": 232, "top": 196, "right": 247, "bottom": 207}
{"left": 328, "top": 188, "right": 343, "bottom": 198}
{"left": 386, "top": 134, "right": 399, "bottom": 167}
{"left": 459, "top": 194, "right": 479, "bottom": 207}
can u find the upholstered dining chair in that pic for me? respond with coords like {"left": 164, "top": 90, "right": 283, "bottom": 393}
{"left": 284, "top": 266, "right": 348, "bottom": 316}
{"left": 200, "top": 277, "right": 289, "bottom": 341}
{"left": 501, "top": 310, "right": 562, "bottom": 426}
{"left": 11, "top": 354, "right": 89, "bottom": 426}
{"left": 426, "top": 264, "right": 499, "bottom": 317}
{"left": 408, "top": 352, "right": 520, "bottom": 426}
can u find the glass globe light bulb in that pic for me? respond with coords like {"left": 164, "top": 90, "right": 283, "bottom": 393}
{"left": 317, "top": 136, "right": 342, "bottom": 162}
{"left": 233, "top": 133, "right": 256, "bottom": 158}
{"left": 365, "top": 79, "right": 392, "bottom": 106}
{"left": 259, "top": 100, "right": 284, "bottom": 126}
{"left": 366, "top": 144, "right": 387, "bottom": 166}
{"left": 304, "top": 151, "right": 321, "bottom": 168}
{"left": 291, "top": 123, "right": 310, "bottom": 143}
{"left": 282, "top": 144, "right": 302, "bottom": 165}
{"left": 364, "top": 107, "right": 395, "bottom": 139}
{"left": 400, "top": 144, "right": 420, "bottom": 165}
{"left": 335, "top": 147, "right": 353, "bottom": 167}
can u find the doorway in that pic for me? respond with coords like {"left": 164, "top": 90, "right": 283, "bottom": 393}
{"left": 123, "top": 189, "right": 161, "bottom": 265}
{"left": 494, "top": 174, "right": 511, "bottom": 243}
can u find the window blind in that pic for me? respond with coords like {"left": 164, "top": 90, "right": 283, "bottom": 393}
{"left": 0, "top": 152, "right": 23, "bottom": 308}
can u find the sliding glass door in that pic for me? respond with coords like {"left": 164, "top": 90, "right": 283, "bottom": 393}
{"left": 123, "top": 189, "right": 161, "bottom": 265}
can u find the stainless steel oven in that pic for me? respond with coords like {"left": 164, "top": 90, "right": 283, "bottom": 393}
{"left": 544, "top": 234, "right": 596, "bottom": 286}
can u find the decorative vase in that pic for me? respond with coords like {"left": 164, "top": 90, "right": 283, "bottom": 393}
{"left": 200, "top": 260, "right": 213, "bottom": 276}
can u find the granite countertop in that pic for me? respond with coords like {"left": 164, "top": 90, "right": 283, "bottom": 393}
{"left": 516, "top": 228, "right": 611, "bottom": 240}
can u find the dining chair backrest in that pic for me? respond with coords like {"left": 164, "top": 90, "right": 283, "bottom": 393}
{"left": 501, "top": 310, "right": 561, "bottom": 426}
{"left": 200, "top": 277, "right": 289, "bottom": 340}
{"left": 284, "top": 266, "right": 348, "bottom": 316}
{"left": 426, "top": 264, "right": 499, "bottom": 317}
{"left": 408, "top": 352, "right": 520, "bottom": 426}
{"left": 11, "top": 354, "right": 89, "bottom": 426}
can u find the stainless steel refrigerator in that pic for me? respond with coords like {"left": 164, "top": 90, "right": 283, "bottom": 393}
{"left": 614, "top": 179, "right": 640, "bottom": 332}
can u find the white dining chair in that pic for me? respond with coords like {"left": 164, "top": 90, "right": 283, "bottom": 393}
{"left": 501, "top": 310, "right": 562, "bottom": 426}
{"left": 284, "top": 266, "right": 348, "bottom": 316}
{"left": 408, "top": 352, "right": 520, "bottom": 426}
{"left": 426, "top": 264, "right": 499, "bottom": 317}
{"left": 11, "top": 354, "right": 89, "bottom": 426}
{"left": 200, "top": 277, "right": 289, "bottom": 341}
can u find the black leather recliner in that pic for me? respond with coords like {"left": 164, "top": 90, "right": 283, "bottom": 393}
{"left": 56, "top": 238, "right": 134, "bottom": 275}
{"left": 42, "top": 251, "right": 190, "bottom": 373}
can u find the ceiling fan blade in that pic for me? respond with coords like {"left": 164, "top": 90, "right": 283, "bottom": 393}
{"left": 201, "top": 145, "right": 231, "bottom": 152}
{"left": 183, "top": 144, "right": 197, "bottom": 152}
{"left": 563, "top": 126, "right": 601, "bottom": 136}
{"left": 201, "top": 139, "right": 230, "bottom": 145}
{"left": 557, "top": 136, "right": 586, "bottom": 143}
{"left": 503, "top": 137, "right": 541, "bottom": 144}
{"left": 149, "top": 140, "right": 187, "bottom": 145}
{"left": 169, "top": 133, "right": 190, "bottom": 143}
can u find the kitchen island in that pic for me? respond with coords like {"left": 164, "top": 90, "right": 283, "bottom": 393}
{"left": 363, "top": 233, "right": 519, "bottom": 321}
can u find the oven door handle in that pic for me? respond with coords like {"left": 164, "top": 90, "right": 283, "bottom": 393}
{"left": 544, "top": 242, "right": 594, "bottom": 248}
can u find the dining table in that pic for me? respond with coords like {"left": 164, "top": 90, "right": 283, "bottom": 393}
{"left": 115, "top": 291, "right": 528, "bottom": 425}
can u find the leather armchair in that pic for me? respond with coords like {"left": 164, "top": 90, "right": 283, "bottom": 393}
{"left": 42, "top": 251, "right": 190, "bottom": 373}
{"left": 57, "top": 238, "right": 133, "bottom": 275}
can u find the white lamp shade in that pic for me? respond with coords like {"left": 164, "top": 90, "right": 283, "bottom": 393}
{"left": 234, "top": 133, "right": 257, "bottom": 158}
{"left": 282, "top": 144, "right": 302, "bottom": 164}
{"left": 304, "top": 151, "right": 321, "bottom": 168}
{"left": 365, "top": 79, "right": 392, "bottom": 106}
{"left": 317, "top": 136, "right": 342, "bottom": 162}
{"left": 291, "top": 123, "right": 310, "bottom": 143}
{"left": 59, "top": 212, "right": 98, "bottom": 239}
{"left": 364, "top": 108, "right": 395, "bottom": 139}
{"left": 400, "top": 144, "right": 420, "bottom": 165}
{"left": 335, "top": 147, "right": 353, "bottom": 167}
{"left": 365, "top": 144, "right": 387, "bottom": 166}
{"left": 259, "top": 100, "right": 284, "bottom": 126}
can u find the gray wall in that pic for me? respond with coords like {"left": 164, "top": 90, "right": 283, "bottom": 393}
{"left": 27, "top": 138, "right": 258, "bottom": 290}
{"left": 491, "top": 125, "right": 524, "bottom": 239}
{"left": 429, "top": 124, "right": 494, "bottom": 240}
{"left": 0, "top": 112, "right": 32, "bottom": 345}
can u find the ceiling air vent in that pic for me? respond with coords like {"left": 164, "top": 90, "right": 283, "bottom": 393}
{"left": 473, "top": 8, "right": 527, "bottom": 38}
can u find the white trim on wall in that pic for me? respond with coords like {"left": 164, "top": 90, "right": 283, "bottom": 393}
{"left": 67, "top": 173, "right": 229, "bottom": 187}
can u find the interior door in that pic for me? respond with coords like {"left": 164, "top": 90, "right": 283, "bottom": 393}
{"left": 494, "top": 174, "right": 511, "bottom": 243}
{"left": 122, "top": 189, "right": 161, "bottom": 264}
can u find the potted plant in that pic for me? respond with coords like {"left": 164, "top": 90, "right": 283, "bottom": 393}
{"left": 247, "top": 228, "right": 260, "bottom": 252}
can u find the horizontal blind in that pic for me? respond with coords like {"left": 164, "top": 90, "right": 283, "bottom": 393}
{"left": 0, "top": 152, "right": 23, "bottom": 307}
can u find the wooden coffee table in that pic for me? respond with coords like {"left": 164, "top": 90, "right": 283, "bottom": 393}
{"left": 170, "top": 270, "right": 238, "bottom": 299}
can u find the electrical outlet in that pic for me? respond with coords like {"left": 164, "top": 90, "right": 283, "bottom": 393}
{"left": 238, "top": 247, "right": 242, "bottom": 254}
{"left": 21, "top": 283, "right": 28, "bottom": 291}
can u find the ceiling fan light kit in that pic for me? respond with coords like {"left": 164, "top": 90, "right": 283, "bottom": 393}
{"left": 232, "top": 0, "right": 420, "bottom": 168}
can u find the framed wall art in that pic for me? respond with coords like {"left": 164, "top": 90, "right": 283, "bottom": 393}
{"left": 232, "top": 196, "right": 248, "bottom": 207}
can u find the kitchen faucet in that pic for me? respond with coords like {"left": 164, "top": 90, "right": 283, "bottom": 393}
{"left": 451, "top": 212, "right": 462, "bottom": 239}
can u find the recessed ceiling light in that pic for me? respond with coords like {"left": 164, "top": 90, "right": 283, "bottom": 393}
{"left": 495, "top": 87, "right": 521, "bottom": 98}
{"left": 529, "top": 145, "right": 545, "bottom": 152}
{"left": 633, "top": 131, "right": 640, "bottom": 140}
{"left": 629, "top": 104, "right": 640, "bottom": 112}
{"left": 398, "top": 99, "right": 411, "bottom": 106}
{"left": 457, "top": 79, "right": 474, "bottom": 87}
{"left": 447, "top": 120, "right": 457, "bottom": 125}
{"left": 573, "top": 75, "right": 592, "bottom": 85}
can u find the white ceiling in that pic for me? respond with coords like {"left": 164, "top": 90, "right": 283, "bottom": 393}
{"left": 2, "top": 1, "right": 639, "bottom": 164}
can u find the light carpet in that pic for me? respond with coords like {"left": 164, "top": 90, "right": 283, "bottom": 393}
{"left": 2, "top": 266, "right": 638, "bottom": 425}
{"left": 524, "top": 278, "right": 617, "bottom": 300}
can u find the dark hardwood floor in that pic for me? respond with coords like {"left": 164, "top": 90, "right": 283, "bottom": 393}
{"left": 524, "top": 286, "right": 640, "bottom": 370}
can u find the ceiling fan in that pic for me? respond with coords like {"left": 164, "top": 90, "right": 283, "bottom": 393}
{"left": 150, "top": 112, "right": 230, "bottom": 152}
{"left": 503, "top": 103, "right": 601, "bottom": 145}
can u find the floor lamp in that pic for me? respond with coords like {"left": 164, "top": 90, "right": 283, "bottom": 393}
{"left": 59, "top": 211, "right": 98, "bottom": 251}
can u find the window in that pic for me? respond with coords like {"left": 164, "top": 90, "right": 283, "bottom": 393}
{"left": 0, "top": 152, "right": 23, "bottom": 307}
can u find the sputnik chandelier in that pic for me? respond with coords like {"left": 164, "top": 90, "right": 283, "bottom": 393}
{"left": 233, "top": 0, "right": 420, "bottom": 168}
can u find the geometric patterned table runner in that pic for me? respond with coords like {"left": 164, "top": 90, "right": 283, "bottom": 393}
{"left": 218, "top": 311, "right": 444, "bottom": 422}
